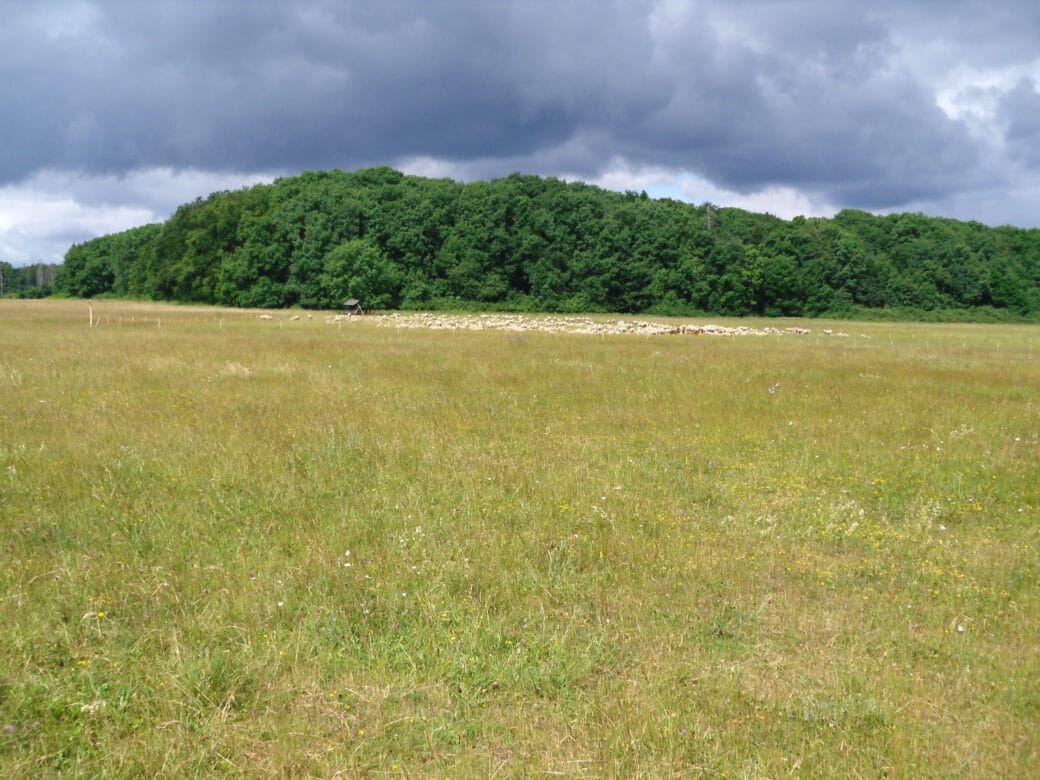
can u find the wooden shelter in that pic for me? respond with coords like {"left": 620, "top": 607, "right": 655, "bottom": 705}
{"left": 342, "top": 298, "right": 364, "bottom": 315}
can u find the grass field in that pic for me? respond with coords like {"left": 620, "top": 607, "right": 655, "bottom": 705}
{"left": 1, "top": 299, "right": 1038, "bottom": 778}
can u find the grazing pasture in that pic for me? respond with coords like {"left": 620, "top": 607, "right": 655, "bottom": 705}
{"left": 1, "top": 299, "right": 1037, "bottom": 777}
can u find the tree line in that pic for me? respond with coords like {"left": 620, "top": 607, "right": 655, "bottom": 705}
{"left": 54, "top": 166, "right": 1040, "bottom": 319}
{"left": 0, "top": 262, "right": 61, "bottom": 298}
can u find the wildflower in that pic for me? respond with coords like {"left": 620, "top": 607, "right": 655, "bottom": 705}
{"left": 3, "top": 724, "right": 15, "bottom": 734}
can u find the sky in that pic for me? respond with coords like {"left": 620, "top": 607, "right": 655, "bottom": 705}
{"left": 2, "top": 0, "right": 1039, "bottom": 264}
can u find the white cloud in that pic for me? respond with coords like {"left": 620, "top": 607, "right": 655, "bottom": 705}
{"left": 689, "top": 183, "right": 836, "bottom": 221}
{"left": 931, "top": 61, "right": 1040, "bottom": 153}
{"left": 577, "top": 159, "right": 837, "bottom": 220}
{"left": 0, "top": 187, "right": 152, "bottom": 264}
{"left": 562, "top": 158, "right": 678, "bottom": 200}
{"left": 396, "top": 156, "right": 462, "bottom": 181}
{"left": 0, "top": 168, "right": 278, "bottom": 263}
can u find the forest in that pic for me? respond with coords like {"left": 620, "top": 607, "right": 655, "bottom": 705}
{"left": 54, "top": 166, "right": 1040, "bottom": 319}
{"left": 0, "top": 261, "right": 60, "bottom": 298}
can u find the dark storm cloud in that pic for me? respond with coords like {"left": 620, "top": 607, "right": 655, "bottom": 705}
{"left": 1, "top": 1, "right": 672, "bottom": 178}
{"left": 607, "top": 0, "right": 989, "bottom": 206}
{"left": 2, "top": 0, "right": 1040, "bottom": 261}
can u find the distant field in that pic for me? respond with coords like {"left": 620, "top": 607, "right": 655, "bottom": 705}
{"left": 1, "top": 299, "right": 1038, "bottom": 777}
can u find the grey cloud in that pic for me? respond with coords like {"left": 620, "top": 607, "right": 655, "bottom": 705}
{"left": 2, "top": 1, "right": 672, "bottom": 178}
{"left": 883, "top": 0, "right": 1040, "bottom": 67}
{"left": 1, "top": 0, "right": 1038, "bottom": 249}
{"left": 1000, "top": 79, "right": 1040, "bottom": 167}
{"left": 606, "top": 2, "right": 984, "bottom": 207}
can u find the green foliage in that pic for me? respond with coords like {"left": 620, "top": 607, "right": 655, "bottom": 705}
{"left": 320, "top": 238, "right": 402, "bottom": 308}
{"left": 1, "top": 261, "right": 61, "bottom": 298}
{"left": 56, "top": 224, "right": 162, "bottom": 298}
{"left": 56, "top": 170, "right": 1040, "bottom": 319}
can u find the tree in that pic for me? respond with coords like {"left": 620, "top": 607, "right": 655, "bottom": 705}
{"left": 320, "top": 239, "right": 402, "bottom": 309}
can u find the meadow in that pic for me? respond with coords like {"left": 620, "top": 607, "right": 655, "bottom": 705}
{"left": 1, "top": 299, "right": 1037, "bottom": 778}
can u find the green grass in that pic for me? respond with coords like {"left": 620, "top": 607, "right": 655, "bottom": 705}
{"left": 1, "top": 299, "right": 1038, "bottom": 777}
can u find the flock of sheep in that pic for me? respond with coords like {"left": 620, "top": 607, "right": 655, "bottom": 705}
{"left": 297, "top": 311, "right": 852, "bottom": 337}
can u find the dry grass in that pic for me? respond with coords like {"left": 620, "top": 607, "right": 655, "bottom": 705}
{"left": 1, "top": 299, "right": 1038, "bottom": 777}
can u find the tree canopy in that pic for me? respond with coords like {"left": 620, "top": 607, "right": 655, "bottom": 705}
{"left": 0, "top": 261, "right": 60, "bottom": 298}
{"left": 54, "top": 167, "right": 1040, "bottom": 319}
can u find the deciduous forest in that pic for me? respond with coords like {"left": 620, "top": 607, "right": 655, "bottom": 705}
{"left": 0, "top": 261, "right": 60, "bottom": 298}
{"left": 54, "top": 167, "right": 1040, "bottom": 319}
